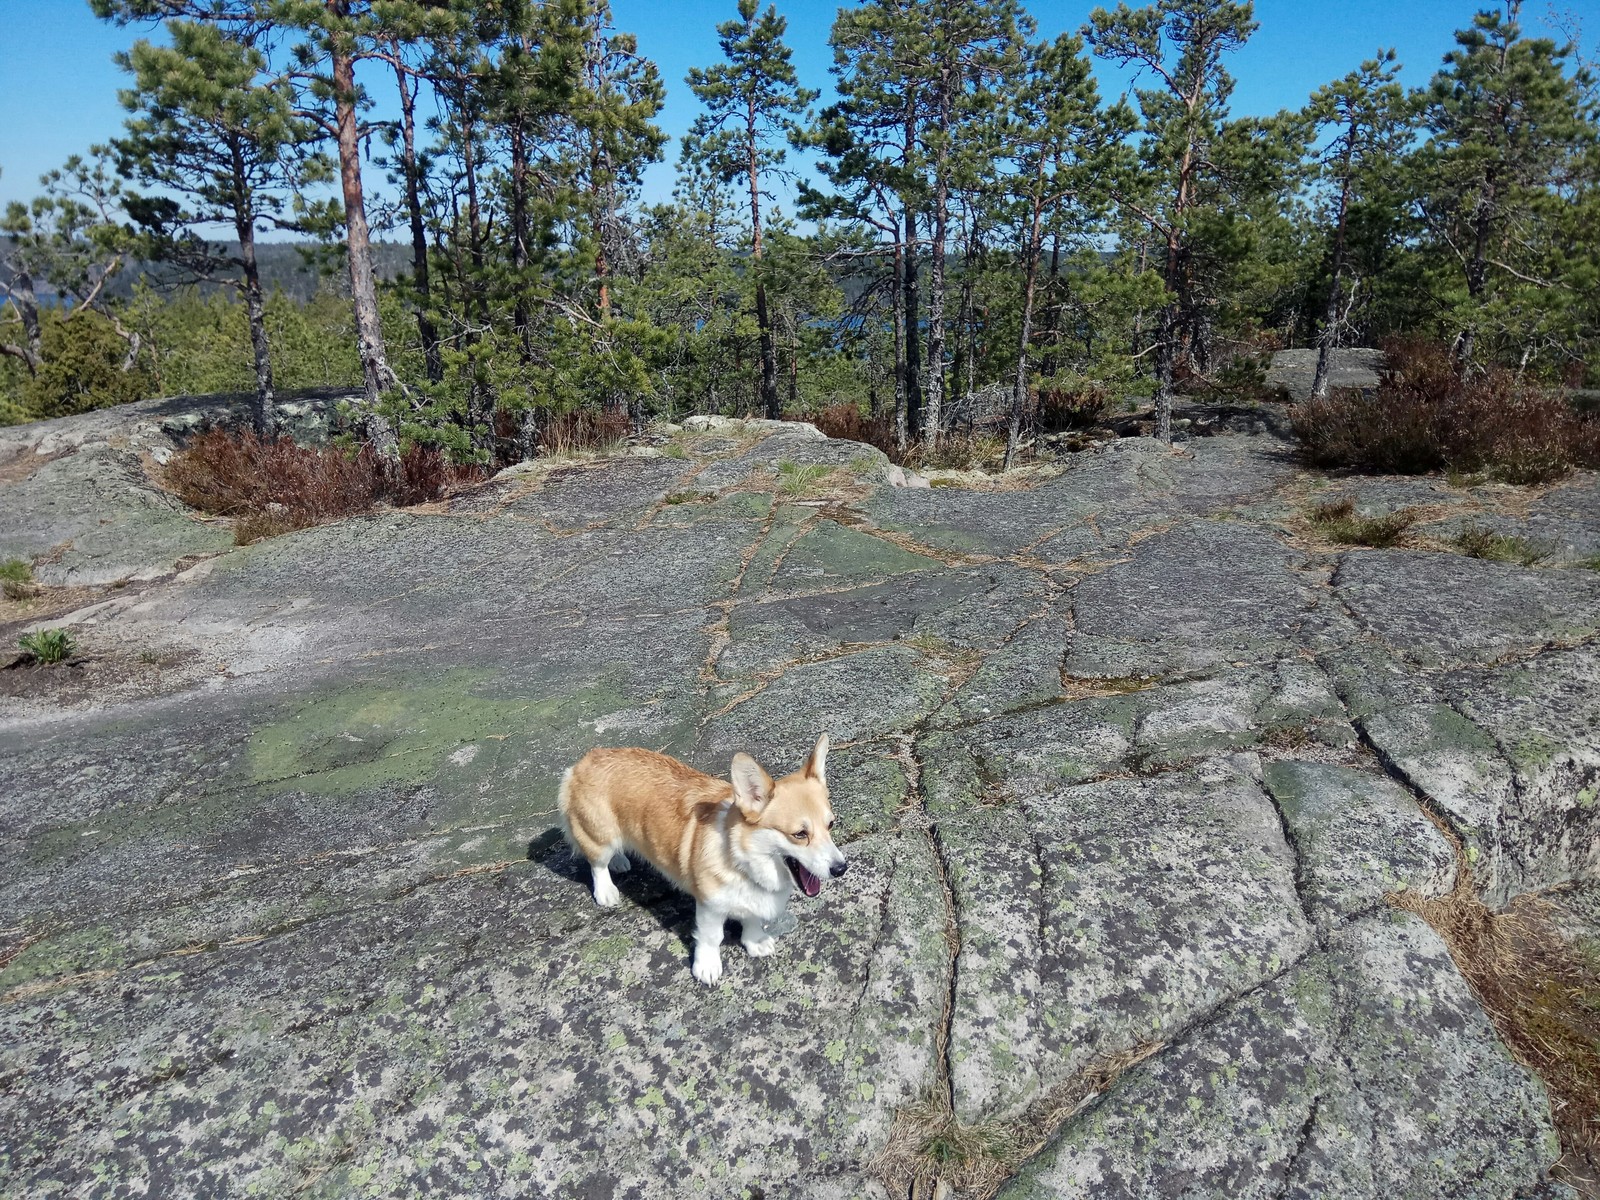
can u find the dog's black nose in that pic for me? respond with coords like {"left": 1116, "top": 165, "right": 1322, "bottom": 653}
{"left": 830, "top": 859, "right": 849, "bottom": 878}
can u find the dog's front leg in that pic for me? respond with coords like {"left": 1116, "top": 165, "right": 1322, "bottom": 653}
{"left": 692, "top": 902, "right": 727, "bottom": 985}
{"left": 742, "top": 919, "right": 777, "bottom": 958}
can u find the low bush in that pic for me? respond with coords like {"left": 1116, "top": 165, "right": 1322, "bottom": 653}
{"left": 1307, "top": 496, "right": 1419, "bottom": 547}
{"left": 165, "top": 430, "right": 484, "bottom": 544}
{"left": 903, "top": 432, "right": 1009, "bottom": 472}
{"left": 18, "top": 628, "right": 75, "bottom": 664}
{"left": 1, "top": 558, "right": 37, "bottom": 601}
{"left": 1292, "top": 338, "right": 1600, "bottom": 484}
{"left": 810, "top": 403, "right": 898, "bottom": 457}
{"left": 1035, "top": 382, "right": 1113, "bottom": 431}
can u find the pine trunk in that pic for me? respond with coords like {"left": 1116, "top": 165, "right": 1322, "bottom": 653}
{"left": 396, "top": 63, "right": 441, "bottom": 383}
{"left": 510, "top": 124, "right": 534, "bottom": 368}
{"left": 925, "top": 170, "right": 948, "bottom": 439}
{"left": 893, "top": 231, "right": 907, "bottom": 452}
{"left": 1311, "top": 170, "right": 1353, "bottom": 401}
{"left": 3, "top": 268, "right": 43, "bottom": 375}
{"left": 903, "top": 205, "right": 922, "bottom": 443}
{"left": 329, "top": 11, "right": 400, "bottom": 456}
{"left": 748, "top": 104, "right": 780, "bottom": 420}
{"left": 1006, "top": 163, "right": 1048, "bottom": 470}
{"left": 233, "top": 175, "right": 276, "bottom": 440}
{"left": 461, "top": 110, "right": 495, "bottom": 454}
{"left": 1154, "top": 301, "right": 1177, "bottom": 445}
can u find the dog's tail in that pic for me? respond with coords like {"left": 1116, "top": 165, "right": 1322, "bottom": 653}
{"left": 556, "top": 766, "right": 576, "bottom": 842}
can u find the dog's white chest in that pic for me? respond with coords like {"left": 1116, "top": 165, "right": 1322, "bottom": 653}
{"left": 711, "top": 877, "right": 791, "bottom": 923}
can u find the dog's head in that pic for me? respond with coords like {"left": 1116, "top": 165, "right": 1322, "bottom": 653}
{"left": 729, "top": 734, "right": 847, "bottom": 897}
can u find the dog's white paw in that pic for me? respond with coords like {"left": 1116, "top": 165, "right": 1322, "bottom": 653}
{"left": 743, "top": 936, "right": 776, "bottom": 958}
{"left": 593, "top": 878, "right": 622, "bottom": 908}
{"left": 608, "top": 853, "right": 631, "bottom": 873}
{"left": 692, "top": 949, "right": 724, "bottom": 985}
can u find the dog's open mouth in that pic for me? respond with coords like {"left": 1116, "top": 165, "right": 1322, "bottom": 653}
{"left": 786, "top": 857, "right": 822, "bottom": 898}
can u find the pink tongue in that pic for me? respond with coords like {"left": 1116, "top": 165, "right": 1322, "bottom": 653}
{"left": 796, "top": 863, "right": 821, "bottom": 897}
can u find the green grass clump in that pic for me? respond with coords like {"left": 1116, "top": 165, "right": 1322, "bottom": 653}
{"left": 1, "top": 558, "right": 37, "bottom": 600}
{"left": 1452, "top": 523, "right": 1556, "bottom": 567}
{"left": 18, "top": 628, "right": 76, "bottom": 665}
{"left": 1307, "top": 496, "right": 1418, "bottom": 547}
{"left": 776, "top": 460, "right": 830, "bottom": 495}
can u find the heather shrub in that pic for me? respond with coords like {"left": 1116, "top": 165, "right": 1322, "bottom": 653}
{"left": 165, "top": 430, "right": 483, "bottom": 544}
{"left": 1035, "top": 382, "right": 1113, "bottom": 430}
{"left": 1292, "top": 337, "right": 1600, "bottom": 484}
{"left": 809, "top": 403, "right": 898, "bottom": 456}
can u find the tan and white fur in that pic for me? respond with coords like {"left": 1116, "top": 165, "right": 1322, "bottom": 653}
{"left": 558, "top": 734, "right": 846, "bottom": 985}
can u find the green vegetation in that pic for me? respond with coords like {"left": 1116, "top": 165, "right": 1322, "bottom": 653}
{"left": 0, "top": 0, "right": 1595, "bottom": 476}
{"left": 18, "top": 629, "right": 76, "bottom": 665}
{"left": 1452, "top": 523, "right": 1556, "bottom": 566}
{"left": 1307, "top": 497, "right": 1419, "bottom": 547}
{"left": 776, "top": 460, "right": 830, "bottom": 495}
{"left": 0, "top": 558, "right": 36, "bottom": 600}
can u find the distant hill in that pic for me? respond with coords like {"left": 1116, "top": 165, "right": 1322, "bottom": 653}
{"left": 2, "top": 241, "right": 414, "bottom": 306}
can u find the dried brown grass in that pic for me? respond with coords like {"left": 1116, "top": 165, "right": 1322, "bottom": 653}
{"left": 873, "top": 1043, "right": 1163, "bottom": 1199}
{"left": 533, "top": 408, "right": 633, "bottom": 456}
{"left": 1035, "top": 382, "right": 1114, "bottom": 431}
{"left": 1394, "top": 875, "right": 1600, "bottom": 1194}
{"left": 810, "top": 403, "right": 899, "bottom": 457}
{"left": 165, "top": 430, "right": 485, "bottom": 545}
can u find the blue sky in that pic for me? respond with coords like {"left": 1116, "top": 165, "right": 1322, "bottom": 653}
{"left": 0, "top": 1, "right": 1583, "bottom": 223}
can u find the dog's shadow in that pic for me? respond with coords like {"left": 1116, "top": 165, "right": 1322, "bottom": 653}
{"left": 528, "top": 828, "right": 699, "bottom": 949}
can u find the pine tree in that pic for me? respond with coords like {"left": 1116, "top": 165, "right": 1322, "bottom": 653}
{"left": 1083, "top": 0, "right": 1258, "bottom": 443}
{"left": 1, "top": 151, "right": 139, "bottom": 380}
{"left": 810, "top": 0, "right": 930, "bottom": 447}
{"left": 913, "top": 0, "right": 1030, "bottom": 438}
{"left": 285, "top": 0, "right": 404, "bottom": 445}
{"left": 1303, "top": 52, "right": 1415, "bottom": 398}
{"left": 683, "top": 0, "right": 816, "bottom": 420}
{"left": 114, "top": 20, "right": 328, "bottom": 437}
{"left": 1413, "top": 0, "right": 1598, "bottom": 370}
{"left": 1000, "top": 33, "right": 1128, "bottom": 466}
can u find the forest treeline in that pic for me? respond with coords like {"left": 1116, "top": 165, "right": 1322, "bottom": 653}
{"left": 1, "top": 0, "right": 1597, "bottom": 462}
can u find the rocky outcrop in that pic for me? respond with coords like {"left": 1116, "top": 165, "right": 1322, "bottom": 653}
{"left": 1267, "top": 346, "right": 1385, "bottom": 401}
{"left": 1, "top": 404, "right": 1594, "bottom": 1198}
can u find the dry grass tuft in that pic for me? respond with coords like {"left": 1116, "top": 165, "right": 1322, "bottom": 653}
{"left": 874, "top": 1043, "right": 1163, "bottom": 1200}
{"left": 532, "top": 408, "right": 633, "bottom": 456}
{"left": 810, "top": 403, "right": 898, "bottom": 456}
{"left": 1035, "top": 381, "right": 1114, "bottom": 431}
{"left": 1306, "top": 496, "right": 1420, "bottom": 548}
{"left": 1451, "top": 523, "right": 1557, "bottom": 567}
{"left": 1393, "top": 880, "right": 1600, "bottom": 1193}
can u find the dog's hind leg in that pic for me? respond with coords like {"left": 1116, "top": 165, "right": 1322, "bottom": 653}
{"left": 588, "top": 843, "right": 632, "bottom": 907}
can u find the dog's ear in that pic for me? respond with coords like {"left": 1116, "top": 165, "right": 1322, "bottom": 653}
{"left": 730, "top": 753, "right": 774, "bottom": 819}
{"left": 804, "top": 732, "right": 830, "bottom": 783}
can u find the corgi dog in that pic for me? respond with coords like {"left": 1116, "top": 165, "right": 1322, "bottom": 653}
{"left": 557, "top": 733, "right": 847, "bottom": 985}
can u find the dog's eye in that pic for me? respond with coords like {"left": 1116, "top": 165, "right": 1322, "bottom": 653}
{"left": 827, "top": 818, "right": 835, "bottom": 830}
{"left": 793, "top": 829, "right": 809, "bottom": 842}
